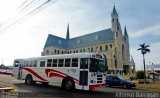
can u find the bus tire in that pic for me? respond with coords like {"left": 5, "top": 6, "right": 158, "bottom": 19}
{"left": 25, "top": 74, "right": 34, "bottom": 85}
{"left": 62, "top": 78, "right": 75, "bottom": 90}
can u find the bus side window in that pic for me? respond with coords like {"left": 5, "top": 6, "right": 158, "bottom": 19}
{"left": 22, "top": 62, "right": 25, "bottom": 67}
{"left": 72, "top": 58, "right": 78, "bottom": 67}
{"left": 30, "top": 60, "right": 33, "bottom": 67}
{"left": 47, "top": 59, "right": 52, "bottom": 67}
{"left": 58, "top": 59, "right": 64, "bottom": 67}
{"left": 80, "top": 58, "right": 88, "bottom": 69}
{"left": 40, "top": 61, "right": 46, "bottom": 67}
{"left": 52, "top": 59, "right": 57, "bottom": 67}
{"left": 33, "top": 60, "right": 37, "bottom": 67}
{"left": 26, "top": 61, "right": 29, "bottom": 67}
{"left": 65, "top": 58, "right": 71, "bottom": 67}
{"left": 23, "top": 61, "right": 25, "bottom": 67}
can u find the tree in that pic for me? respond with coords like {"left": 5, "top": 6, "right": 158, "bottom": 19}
{"left": 136, "top": 71, "right": 144, "bottom": 79}
{"left": 137, "top": 43, "right": 150, "bottom": 83}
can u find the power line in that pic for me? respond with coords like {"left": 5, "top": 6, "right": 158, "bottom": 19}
{"left": 0, "top": 0, "right": 58, "bottom": 32}
{"left": 18, "top": 0, "right": 36, "bottom": 13}
{"left": 17, "top": 0, "right": 30, "bottom": 9}
{"left": 19, "top": 0, "right": 41, "bottom": 14}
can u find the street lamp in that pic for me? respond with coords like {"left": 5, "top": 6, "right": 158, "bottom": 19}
{"left": 152, "top": 63, "right": 155, "bottom": 83}
{"left": 149, "top": 62, "right": 155, "bottom": 83}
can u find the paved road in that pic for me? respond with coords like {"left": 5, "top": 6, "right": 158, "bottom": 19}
{"left": 0, "top": 75, "right": 156, "bottom": 98}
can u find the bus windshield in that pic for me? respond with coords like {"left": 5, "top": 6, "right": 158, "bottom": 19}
{"left": 89, "top": 58, "right": 107, "bottom": 72}
{"left": 14, "top": 61, "right": 19, "bottom": 67}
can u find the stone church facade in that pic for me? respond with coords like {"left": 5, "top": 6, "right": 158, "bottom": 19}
{"left": 41, "top": 5, "right": 135, "bottom": 74}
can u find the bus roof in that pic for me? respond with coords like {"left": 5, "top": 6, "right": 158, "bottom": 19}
{"left": 15, "top": 52, "right": 105, "bottom": 60}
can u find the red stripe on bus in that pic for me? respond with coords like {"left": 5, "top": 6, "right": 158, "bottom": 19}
{"left": 48, "top": 72, "right": 66, "bottom": 78}
{"left": 89, "top": 84, "right": 106, "bottom": 90}
{"left": 45, "top": 69, "right": 79, "bottom": 84}
{"left": 45, "top": 69, "right": 66, "bottom": 77}
{"left": 23, "top": 67, "right": 47, "bottom": 82}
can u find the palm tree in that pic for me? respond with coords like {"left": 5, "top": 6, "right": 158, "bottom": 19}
{"left": 137, "top": 43, "right": 150, "bottom": 83}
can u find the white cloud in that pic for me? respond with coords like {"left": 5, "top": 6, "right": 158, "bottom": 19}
{"left": 130, "top": 24, "right": 160, "bottom": 38}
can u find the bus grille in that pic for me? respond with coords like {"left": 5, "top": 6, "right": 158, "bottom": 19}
{"left": 97, "top": 74, "right": 103, "bottom": 83}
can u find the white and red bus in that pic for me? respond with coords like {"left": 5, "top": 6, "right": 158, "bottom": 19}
{"left": 12, "top": 53, "right": 108, "bottom": 90}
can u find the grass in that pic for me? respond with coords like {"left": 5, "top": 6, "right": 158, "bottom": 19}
{"left": 136, "top": 83, "right": 160, "bottom": 92}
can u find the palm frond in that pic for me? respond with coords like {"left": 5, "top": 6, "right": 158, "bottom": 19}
{"left": 145, "top": 49, "right": 150, "bottom": 53}
{"left": 144, "top": 45, "right": 150, "bottom": 48}
{"left": 137, "top": 43, "right": 150, "bottom": 54}
{"left": 137, "top": 48, "right": 142, "bottom": 50}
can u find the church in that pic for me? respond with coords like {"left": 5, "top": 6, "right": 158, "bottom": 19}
{"left": 41, "top": 5, "right": 135, "bottom": 74}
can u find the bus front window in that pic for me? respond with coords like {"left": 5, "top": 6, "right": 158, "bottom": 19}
{"left": 89, "top": 58, "right": 107, "bottom": 72}
{"left": 14, "top": 61, "right": 19, "bottom": 67}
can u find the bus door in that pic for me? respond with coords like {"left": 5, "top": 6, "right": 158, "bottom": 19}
{"left": 12, "top": 60, "right": 22, "bottom": 79}
{"left": 79, "top": 58, "right": 89, "bottom": 90}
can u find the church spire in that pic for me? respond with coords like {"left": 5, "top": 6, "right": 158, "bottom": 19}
{"left": 111, "top": 5, "right": 118, "bottom": 17}
{"left": 130, "top": 56, "right": 135, "bottom": 65}
{"left": 66, "top": 23, "right": 70, "bottom": 40}
{"left": 124, "top": 26, "right": 128, "bottom": 36}
{"left": 111, "top": 4, "right": 119, "bottom": 32}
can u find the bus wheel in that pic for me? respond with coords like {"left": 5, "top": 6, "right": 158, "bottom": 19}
{"left": 25, "top": 75, "right": 33, "bottom": 85}
{"left": 63, "top": 79, "right": 74, "bottom": 90}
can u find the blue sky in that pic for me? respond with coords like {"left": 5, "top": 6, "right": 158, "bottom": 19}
{"left": 0, "top": 0, "right": 160, "bottom": 70}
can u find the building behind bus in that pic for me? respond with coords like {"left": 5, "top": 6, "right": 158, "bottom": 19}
{"left": 41, "top": 5, "right": 136, "bottom": 75}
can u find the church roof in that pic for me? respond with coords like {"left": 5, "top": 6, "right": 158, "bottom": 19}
{"left": 44, "top": 28, "right": 115, "bottom": 49}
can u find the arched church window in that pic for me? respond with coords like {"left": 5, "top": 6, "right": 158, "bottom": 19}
{"left": 76, "top": 50, "right": 78, "bottom": 53}
{"left": 116, "top": 32, "right": 118, "bottom": 38}
{"left": 88, "top": 48, "right": 90, "bottom": 52}
{"left": 100, "top": 46, "right": 102, "bottom": 51}
{"left": 110, "top": 44, "right": 112, "bottom": 49}
{"left": 54, "top": 49, "right": 56, "bottom": 54}
{"left": 105, "top": 45, "right": 108, "bottom": 51}
{"left": 80, "top": 49, "right": 82, "bottom": 53}
{"left": 91, "top": 47, "right": 93, "bottom": 52}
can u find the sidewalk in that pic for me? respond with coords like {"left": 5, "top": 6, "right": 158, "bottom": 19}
{"left": 136, "top": 83, "right": 160, "bottom": 92}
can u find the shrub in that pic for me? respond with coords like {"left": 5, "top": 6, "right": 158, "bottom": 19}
{"left": 130, "top": 76, "right": 136, "bottom": 81}
{"left": 136, "top": 71, "right": 144, "bottom": 79}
